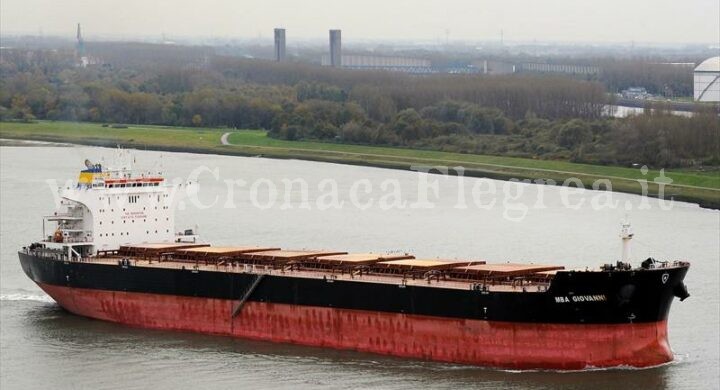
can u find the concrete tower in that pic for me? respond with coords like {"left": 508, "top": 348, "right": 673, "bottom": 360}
{"left": 274, "top": 28, "right": 286, "bottom": 62}
{"left": 329, "top": 29, "right": 342, "bottom": 67}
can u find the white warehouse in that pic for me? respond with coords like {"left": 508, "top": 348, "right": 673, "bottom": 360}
{"left": 694, "top": 56, "right": 720, "bottom": 102}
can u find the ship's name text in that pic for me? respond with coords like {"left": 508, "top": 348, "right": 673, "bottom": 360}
{"left": 554, "top": 295, "right": 607, "bottom": 303}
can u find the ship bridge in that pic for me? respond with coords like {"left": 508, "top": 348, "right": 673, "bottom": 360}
{"left": 41, "top": 153, "right": 195, "bottom": 259}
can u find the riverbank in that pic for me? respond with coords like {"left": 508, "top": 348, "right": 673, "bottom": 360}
{"left": 1, "top": 121, "right": 718, "bottom": 209}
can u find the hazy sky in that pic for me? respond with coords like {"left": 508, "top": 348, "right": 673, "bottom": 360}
{"left": 1, "top": 0, "right": 719, "bottom": 44}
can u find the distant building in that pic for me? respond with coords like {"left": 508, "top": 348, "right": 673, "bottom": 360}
{"left": 621, "top": 87, "right": 651, "bottom": 100}
{"left": 319, "top": 54, "right": 482, "bottom": 74}
{"left": 473, "top": 60, "right": 515, "bottom": 75}
{"left": 273, "top": 28, "right": 286, "bottom": 62}
{"left": 694, "top": 56, "right": 720, "bottom": 102}
{"left": 329, "top": 30, "right": 341, "bottom": 67}
{"left": 519, "top": 62, "right": 599, "bottom": 75}
{"left": 74, "top": 24, "right": 102, "bottom": 68}
{"left": 321, "top": 54, "right": 430, "bottom": 70}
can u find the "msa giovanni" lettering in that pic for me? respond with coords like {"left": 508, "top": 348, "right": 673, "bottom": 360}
{"left": 554, "top": 295, "right": 607, "bottom": 303}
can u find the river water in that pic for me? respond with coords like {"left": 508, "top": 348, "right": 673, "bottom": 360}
{"left": 1, "top": 143, "right": 718, "bottom": 389}
{"left": 609, "top": 105, "right": 693, "bottom": 118}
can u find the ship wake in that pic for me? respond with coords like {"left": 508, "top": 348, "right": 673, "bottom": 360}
{"left": 0, "top": 290, "right": 55, "bottom": 303}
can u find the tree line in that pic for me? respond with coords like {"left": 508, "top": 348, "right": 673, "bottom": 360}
{"left": 0, "top": 44, "right": 717, "bottom": 168}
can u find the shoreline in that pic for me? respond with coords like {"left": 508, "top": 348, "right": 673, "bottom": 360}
{"left": 2, "top": 133, "right": 718, "bottom": 210}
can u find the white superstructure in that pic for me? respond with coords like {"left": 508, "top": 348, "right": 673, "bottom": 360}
{"left": 42, "top": 151, "right": 196, "bottom": 259}
{"left": 694, "top": 56, "right": 720, "bottom": 102}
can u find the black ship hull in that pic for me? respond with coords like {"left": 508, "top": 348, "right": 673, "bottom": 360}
{"left": 19, "top": 251, "right": 690, "bottom": 369}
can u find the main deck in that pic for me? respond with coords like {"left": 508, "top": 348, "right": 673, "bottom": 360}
{"left": 78, "top": 242, "right": 567, "bottom": 292}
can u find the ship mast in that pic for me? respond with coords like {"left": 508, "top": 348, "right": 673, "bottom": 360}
{"left": 620, "top": 219, "right": 633, "bottom": 263}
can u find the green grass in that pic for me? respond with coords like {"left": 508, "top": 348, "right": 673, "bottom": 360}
{"left": 0, "top": 121, "right": 225, "bottom": 148}
{"left": 225, "top": 131, "right": 719, "bottom": 189}
{"left": 1, "top": 120, "right": 718, "bottom": 207}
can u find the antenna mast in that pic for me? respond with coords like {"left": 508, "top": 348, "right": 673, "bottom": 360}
{"left": 620, "top": 219, "right": 633, "bottom": 262}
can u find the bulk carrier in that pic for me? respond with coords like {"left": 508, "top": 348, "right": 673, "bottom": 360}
{"left": 19, "top": 155, "right": 690, "bottom": 370}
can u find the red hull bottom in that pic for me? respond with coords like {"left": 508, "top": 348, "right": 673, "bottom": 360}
{"left": 38, "top": 283, "right": 673, "bottom": 370}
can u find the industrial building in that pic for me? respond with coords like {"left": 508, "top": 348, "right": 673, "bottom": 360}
{"left": 273, "top": 28, "right": 286, "bottom": 62}
{"left": 519, "top": 62, "right": 599, "bottom": 75}
{"left": 473, "top": 60, "right": 515, "bottom": 75}
{"left": 74, "top": 23, "right": 101, "bottom": 68}
{"left": 321, "top": 54, "right": 431, "bottom": 72}
{"left": 329, "top": 30, "right": 342, "bottom": 67}
{"left": 694, "top": 56, "right": 720, "bottom": 102}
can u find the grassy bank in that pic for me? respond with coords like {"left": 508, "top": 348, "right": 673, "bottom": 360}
{"left": 1, "top": 121, "right": 718, "bottom": 208}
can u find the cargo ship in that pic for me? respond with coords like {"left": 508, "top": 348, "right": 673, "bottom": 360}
{"left": 19, "top": 154, "right": 690, "bottom": 370}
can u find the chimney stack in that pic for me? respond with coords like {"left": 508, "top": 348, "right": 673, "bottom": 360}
{"left": 329, "top": 29, "right": 342, "bottom": 67}
{"left": 274, "top": 28, "right": 286, "bottom": 62}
